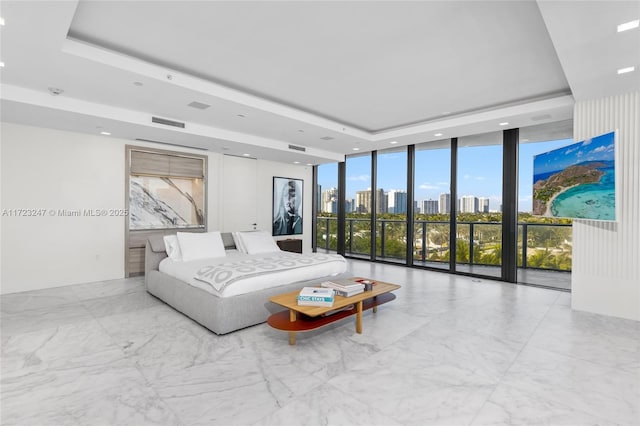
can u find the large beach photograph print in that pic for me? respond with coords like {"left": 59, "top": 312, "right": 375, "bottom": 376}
{"left": 532, "top": 131, "right": 616, "bottom": 220}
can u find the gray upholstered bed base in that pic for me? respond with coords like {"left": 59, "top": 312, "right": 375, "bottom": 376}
{"left": 144, "top": 232, "right": 348, "bottom": 335}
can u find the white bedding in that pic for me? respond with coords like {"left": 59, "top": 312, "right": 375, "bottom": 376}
{"left": 158, "top": 250, "right": 347, "bottom": 297}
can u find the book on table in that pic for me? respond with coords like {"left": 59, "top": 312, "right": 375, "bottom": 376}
{"left": 297, "top": 287, "right": 335, "bottom": 307}
{"left": 320, "top": 280, "right": 365, "bottom": 297}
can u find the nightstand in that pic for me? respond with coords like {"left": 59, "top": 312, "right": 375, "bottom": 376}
{"left": 276, "top": 238, "right": 302, "bottom": 253}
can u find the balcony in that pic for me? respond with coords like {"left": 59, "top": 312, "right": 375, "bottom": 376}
{"left": 316, "top": 216, "right": 572, "bottom": 290}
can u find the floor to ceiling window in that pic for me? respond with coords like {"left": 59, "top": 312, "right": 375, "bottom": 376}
{"left": 456, "top": 132, "right": 503, "bottom": 279}
{"left": 316, "top": 162, "right": 339, "bottom": 251}
{"left": 345, "top": 153, "right": 372, "bottom": 259}
{"left": 376, "top": 147, "right": 408, "bottom": 263}
{"left": 314, "top": 121, "right": 573, "bottom": 291}
{"left": 518, "top": 120, "right": 573, "bottom": 290}
{"left": 413, "top": 139, "right": 451, "bottom": 270}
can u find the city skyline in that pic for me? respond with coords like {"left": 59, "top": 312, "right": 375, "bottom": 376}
{"left": 318, "top": 137, "right": 572, "bottom": 213}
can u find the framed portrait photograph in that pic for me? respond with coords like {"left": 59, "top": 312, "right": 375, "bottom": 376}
{"left": 273, "top": 176, "right": 303, "bottom": 236}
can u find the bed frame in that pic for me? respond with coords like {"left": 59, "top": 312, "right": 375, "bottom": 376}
{"left": 144, "top": 232, "right": 348, "bottom": 334}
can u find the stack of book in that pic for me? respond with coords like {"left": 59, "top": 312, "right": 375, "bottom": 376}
{"left": 320, "top": 280, "right": 365, "bottom": 297}
{"left": 297, "top": 287, "right": 335, "bottom": 307}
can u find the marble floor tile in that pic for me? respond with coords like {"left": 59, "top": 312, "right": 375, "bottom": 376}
{"left": 471, "top": 384, "right": 618, "bottom": 425}
{"left": 94, "top": 304, "right": 197, "bottom": 347}
{"left": 252, "top": 384, "right": 403, "bottom": 426}
{"left": 395, "top": 326, "right": 524, "bottom": 382}
{"left": 82, "top": 290, "right": 163, "bottom": 318}
{"left": 529, "top": 305, "right": 640, "bottom": 374}
{"left": 2, "top": 259, "right": 638, "bottom": 426}
{"left": 1, "top": 318, "right": 121, "bottom": 376}
{"left": 1, "top": 285, "right": 81, "bottom": 315}
{"left": 1, "top": 303, "right": 94, "bottom": 336}
{"left": 70, "top": 277, "right": 146, "bottom": 301}
{"left": 327, "top": 345, "right": 497, "bottom": 419}
{"left": 500, "top": 345, "right": 640, "bottom": 425}
{"left": 149, "top": 358, "right": 281, "bottom": 426}
{"left": 1, "top": 358, "right": 180, "bottom": 426}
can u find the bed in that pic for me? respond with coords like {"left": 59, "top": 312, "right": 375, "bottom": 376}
{"left": 144, "top": 231, "right": 348, "bottom": 334}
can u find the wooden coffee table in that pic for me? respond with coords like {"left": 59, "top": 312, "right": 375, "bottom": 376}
{"left": 267, "top": 277, "right": 401, "bottom": 345}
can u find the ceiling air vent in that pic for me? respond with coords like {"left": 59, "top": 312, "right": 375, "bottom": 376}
{"left": 320, "top": 136, "right": 334, "bottom": 141}
{"left": 152, "top": 116, "right": 186, "bottom": 128}
{"left": 288, "top": 144, "right": 306, "bottom": 152}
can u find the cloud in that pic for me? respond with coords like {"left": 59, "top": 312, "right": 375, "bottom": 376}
{"left": 592, "top": 146, "right": 606, "bottom": 153}
{"left": 582, "top": 138, "right": 593, "bottom": 146}
{"left": 475, "top": 176, "right": 485, "bottom": 181}
{"left": 463, "top": 174, "right": 471, "bottom": 179}
{"left": 565, "top": 145, "right": 580, "bottom": 154}
{"left": 419, "top": 183, "right": 440, "bottom": 190}
{"left": 348, "top": 174, "right": 370, "bottom": 181}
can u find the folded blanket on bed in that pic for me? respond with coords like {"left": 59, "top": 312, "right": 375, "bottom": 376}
{"left": 194, "top": 252, "right": 346, "bottom": 293}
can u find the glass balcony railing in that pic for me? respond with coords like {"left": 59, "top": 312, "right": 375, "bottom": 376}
{"left": 315, "top": 217, "right": 572, "bottom": 272}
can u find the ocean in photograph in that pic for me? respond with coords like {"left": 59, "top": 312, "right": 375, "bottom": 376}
{"left": 550, "top": 167, "right": 615, "bottom": 220}
{"left": 532, "top": 131, "right": 616, "bottom": 220}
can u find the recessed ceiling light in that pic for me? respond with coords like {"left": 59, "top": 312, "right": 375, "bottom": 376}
{"left": 188, "top": 101, "right": 211, "bottom": 110}
{"left": 499, "top": 122, "right": 509, "bottom": 126}
{"left": 0, "top": 62, "right": 4, "bottom": 68}
{"left": 434, "top": 132, "right": 443, "bottom": 137}
{"left": 352, "top": 147, "right": 360, "bottom": 151}
{"left": 298, "top": 129, "right": 304, "bottom": 133}
{"left": 521, "top": 138, "right": 529, "bottom": 142}
{"left": 133, "top": 81, "right": 143, "bottom": 87}
{"left": 617, "top": 66, "right": 635, "bottom": 74}
{"left": 306, "top": 163, "right": 313, "bottom": 166}
{"left": 320, "top": 136, "right": 334, "bottom": 141}
{"left": 100, "top": 131, "right": 111, "bottom": 136}
{"left": 237, "top": 114, "right": 246, "bottom": 118}
{"left": 617, "top": 19, "right": 639, "bottom": 32}
{"left": 242, "top": 153, "right": 251, "bottom": 157}
{"left": 0, "top": 17, "right": 5, "bottom": 26}
{"left": 293, "top": 161, "right": 300, "bottom": 164}
{"left": 390, "top": 141, "right": 398, "bottom": 144}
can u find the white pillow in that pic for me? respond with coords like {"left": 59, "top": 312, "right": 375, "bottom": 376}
{"left": 176, "top": 231, "right": 226, "bottom": 261}
{"left": 238, "top": 231, "right": 281, "bottom": 255}
{"left": 232, "top": 231, "right": 248, "bottom": 254}
{"left": 163, "top": 235, "right": 183, "bottom": 261}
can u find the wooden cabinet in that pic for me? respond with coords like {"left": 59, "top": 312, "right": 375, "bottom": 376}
{"left": 277, "top": 239, "right": 302, "bottom": 253}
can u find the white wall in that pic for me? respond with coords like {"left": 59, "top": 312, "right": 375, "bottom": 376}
{"left": 256, "top": 159, "right": 313, "bottom": 251}
{"left": 1, "top": 123, "right": 127, "bottom": 293}
{"left": 1, "top": 122, "right": 307, "bottom": 294}
{"left": 572, "top": 91, "right": 640, "bottom": 321}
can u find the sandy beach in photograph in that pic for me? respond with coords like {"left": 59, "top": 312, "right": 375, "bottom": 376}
{"left": 543, "top": 183, "right": 581, "bottom": 216}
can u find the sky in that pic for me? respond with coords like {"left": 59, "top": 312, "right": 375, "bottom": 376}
{"left": 533, "top": 131, "right": 615, "bottom": 177}
{"left": 318, "top": 137, "right": 575, "bottom": 213}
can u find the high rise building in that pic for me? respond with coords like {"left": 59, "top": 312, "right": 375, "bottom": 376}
{"left": 478, "top": 197, "right": 490, "bottom": 213}
{"left": 439, "top": 193, "right": 451, "bottom": 214}
{"left": 422, "top": 199, "right": 439, "bottom": 214}
{"left": 376, "top": 188, "right": 387, "bottom": 214}
{"left": 316, "top": 184, "right": 322, "bottom": 213}
{"left": 387, "top": 190, "right": 407, "bottom": 214}
{"left": 321, "top": 187, "right": 338, "bottom": 213}
{"left": 460, "top": 195, "right": 479, "bottom": 213}
{"left": 345, "top": 199, "right": 355, "bottom": 213}
{"left": 356, "top": 190, "right": 371, "bottom": 213}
